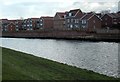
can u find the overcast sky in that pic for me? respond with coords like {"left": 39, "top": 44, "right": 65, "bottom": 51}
{"left": 0, "top": 0, "right": 120, "bottom": 19}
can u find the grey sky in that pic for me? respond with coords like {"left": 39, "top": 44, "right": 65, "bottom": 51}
{"left": 0, "top": 0, "right": 119, "bottom": 19}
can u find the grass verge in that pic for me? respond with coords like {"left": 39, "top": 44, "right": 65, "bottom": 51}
{"left": 2, "top": 47, "right": 119, "bottom": 80}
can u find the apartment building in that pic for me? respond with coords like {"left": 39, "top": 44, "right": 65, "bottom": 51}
{"left": 80, "top": 12, "right": 102, "bottom": 31}
{"left": 54, "top": 12, "right": 66, "bottom": 30}
{"left": 65, "top": 9, "right": 84, "bottom": 29}
{"left": 102, "top": 13, "right": 120, "bottom": 29}
{"left": 22, "top": 18, "right": 39, "bottom": 30}
{"left": 38, "top": 16, "right": 54, "bottom": 29}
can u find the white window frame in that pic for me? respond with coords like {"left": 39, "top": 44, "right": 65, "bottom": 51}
{"left": 70, "top": 24, "right": 73, "bottom": 28}
{"left": 40, "top": 23, "right": 43, "bottom": 26}
{"left": 69, "top": 13, "right": 72, "bottom": 16}
{"left": 75, "top": 25, "right": 78, "bottom": 28}
{"left": 27, "top": 24, "right": 29, "bottom": 27}
{"left": 76, "top": 19, "right": 79, "bottom": 23}
{"left": 40, "top": 19, "right": 43, "bottom": 21}
{"left": 82, "top": 20, "right": 86, "bottom": 24}
{"left": 67, "top": 19, "right": 70, "bottom": 23}
{"left": 30, "top": 24, "right": 32, "bottom": 27}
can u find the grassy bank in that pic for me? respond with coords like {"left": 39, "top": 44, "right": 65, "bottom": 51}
{"left": 2, "top": 47, "right": 118, "bottom": 80}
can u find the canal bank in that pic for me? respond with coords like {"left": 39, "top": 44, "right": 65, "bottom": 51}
{"left": 2, "top": 47, "right": 118, "bottom": 80}
{"left": 1, "top": 29, "right": 120, "bottom": 42}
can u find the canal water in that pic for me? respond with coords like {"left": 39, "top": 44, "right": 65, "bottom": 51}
{"left": 0, "top": 38, "right": 119, "bottom": 78}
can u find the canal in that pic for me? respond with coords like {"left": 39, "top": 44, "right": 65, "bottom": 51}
{"left": 0, "top": 38, "right": 119, "bottom": 78}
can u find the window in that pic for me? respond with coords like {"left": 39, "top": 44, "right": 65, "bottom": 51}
{"left": 82, "top": 20, "right": 86, "bottom": 24}
{"left": 15, "top": 21, "right": 18, "bottom": 24}
{"left": 16, "top": 25, "right": 18, "bottom": 27}
{"left": 71, "top": 19, "right": 73, "bottom": 22}
{"left": 75, "top": 19, "right": 79, "bottom": 23}
{"left": 24, "top": 20, "right": 26, "bottom": 23}
{"left": 30, "top": 24, "right": 32, "bottom": 27}
{"left": 40, "top": 19, "right": 43, "bottom": 21}
{"left": 16, "top": 29, "right": 19, "bottom": 31}
{"left": 40, "top": 23, "right": 43, "bottom": 26}
{"left": 82, "top": 25, "right": 86, "bottom": 28}
{"left": 70, "top": 24, "right": 73, "bottom": 28}
{"left": 113, "top": 22, "right": 117, "bottom": 24}
{"left": 27, "top": 24, "right": 29, "bottom": 27}
{"left": 75, "top": 25, "right": 78, "bottom": 28}
{"left": 30, "top": 28, "right": 33, "bottom": 30}
{"left": 67, "top": 24, "right": 69, "bottom": 28}
{"left": 69, "top": 13, "right": 72, "bottom": 16}
{"left": 64, "top": 15, "right": 66, "bottom": 18}
{"left": 67, "top": 19, "right": 70, "bottom": 23}
{"left": 74, "top": 19, "right": 76, "bottom": 23}
{"left": 5, "top": 29, "right": 7, "bottom": 31}
{"left": 37, "top": 21, "right": 39, "bottom": 23}
{"left": 76, "top": 19, "right": 79, "bottom": 23}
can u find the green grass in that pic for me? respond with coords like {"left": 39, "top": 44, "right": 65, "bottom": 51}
{"left": 2, "top": 47, "right": 119, "bottom": 80}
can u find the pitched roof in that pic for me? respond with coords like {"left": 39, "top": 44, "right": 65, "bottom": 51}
{"left": 27, "top": 18, "right": 39, "bottom": 21}
{"left": 81, "top": 12, "right": 102, "bottom": 20}
{"left": 8, "top": 20, "right": 16, "bottom": 23}
{"left": 40, "top": 16, "right": 53, "bottom": 19}
{"left": 56, "top": 12, "right": 65, "bottom": 19}
{"left": 102, "top": 13, "right": 119, "bottom": 19}
{"left": 96, "top": 13, "right": 102, "bottom": 18}
{"left": 0, "top": 19, "right": 8, "bottom": 20}
{"left": 69, "top": 9, "right": 82, "bottom": 16}
{"left": 107, "top": 13, "right": 119, "bottom": 18}
{"left": 80, "top": 13, "right": 94, "bottom": 20}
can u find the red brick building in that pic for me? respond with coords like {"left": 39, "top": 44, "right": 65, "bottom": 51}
{"left": 7, "top": 19, "right": 24, "bottom": 31}
{"left": 7, "top": 20, "right": 16, "bottom": 31}
{"left": 7, "top": 22, "right": 16, "bottom": 31}
{"left": 101, "top": 13, "right": 119, "bottom": 29}
{"left": 80, "top": 13, "right": 102, "bottom": 31}
{"left": 39, "top": 16, "right": 54, "bottom": 29}
{"left": 22, "top": 18, "right": 39, "bottom": 30}
{"left": 15, "top": 20, "right": 23, "bottom": 31}
{"left": 54, "top": 12, "right": 66, "bottom": 30}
